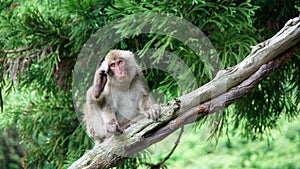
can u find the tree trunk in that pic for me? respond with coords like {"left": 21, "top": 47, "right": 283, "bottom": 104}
{"left": 68, "top": 16, "right": 300, "bottom": 169}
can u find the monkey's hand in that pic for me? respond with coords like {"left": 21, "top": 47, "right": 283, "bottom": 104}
{"left": 146, "top": 104, "right": 161, "bottom": 121}
{"left": 106, "top": 119, "right": 122, "bottom": 135}
{"left": 99, "top": 60, "right": 109, "bottom": 72}
{"left": 94, "top": 69, "right": 107, "bottom": 98}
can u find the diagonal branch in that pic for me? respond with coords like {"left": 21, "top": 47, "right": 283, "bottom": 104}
{"left": 68, "top": 16, "right": 300, "bottom": 169}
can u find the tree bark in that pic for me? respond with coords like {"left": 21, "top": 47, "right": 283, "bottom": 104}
{"left": 68, "top": 17, "right": 300, "bottom": 169}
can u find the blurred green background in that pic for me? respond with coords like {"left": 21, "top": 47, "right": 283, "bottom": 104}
{"left": 0, "top": 0, "right": 299, "bottom": 168}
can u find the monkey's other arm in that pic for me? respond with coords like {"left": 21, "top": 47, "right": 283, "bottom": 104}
{"left": 140, "top": 95, "right": 161, "bottom": 120}
{"left": 136, "top": 76, "right": 161, "bottom": 120}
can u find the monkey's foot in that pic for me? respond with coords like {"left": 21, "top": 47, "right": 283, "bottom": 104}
{"left": 106, "top": 119, "right": 122, "bottom": 135}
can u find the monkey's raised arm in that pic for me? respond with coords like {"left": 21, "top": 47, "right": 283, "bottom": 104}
{"left": 93, "top": 69, "right": 107, "bottom": 98}
{"left": 93, "top": 60, "right": 110, "bottom": 99}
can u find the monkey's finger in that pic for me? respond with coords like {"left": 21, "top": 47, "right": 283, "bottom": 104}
{"left": 146, "top": 108, "right": 161, "bottom": 121}
{"left": 115, "top": 127, "right": 123, "bottom": 135}
{"left": 99, "top": 73, "right": 107, "bottom": 91}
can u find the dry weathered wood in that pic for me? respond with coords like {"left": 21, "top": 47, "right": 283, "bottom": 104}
{"left": 179, "top": 16, "right": 300, "bottom": 112}
{"left": 68, "top": 17, "right": 300, "bottom": 169}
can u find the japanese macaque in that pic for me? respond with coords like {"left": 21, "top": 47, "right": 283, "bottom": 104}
{"left": 84, "top": 50, "right": 161, "bottom": 145}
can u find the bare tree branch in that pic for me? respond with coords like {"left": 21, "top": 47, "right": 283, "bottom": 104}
{"left": 2, "top": 46, "right": 33, "bottom": 54}
{"left": 68, "top": 16, "right": 300, "bottom": 169}
{"left": 144, "top": 126, "right": 184, "bottom": 169}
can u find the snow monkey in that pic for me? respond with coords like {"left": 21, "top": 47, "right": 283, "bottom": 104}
{"left": 84, "top": 50, "right": 161, "bottom": 145}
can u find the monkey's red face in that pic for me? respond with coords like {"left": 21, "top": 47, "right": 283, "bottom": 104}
{"left": 109, "top": 59, "right": 127, "bottom": 80}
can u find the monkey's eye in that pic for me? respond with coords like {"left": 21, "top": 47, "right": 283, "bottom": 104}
{"left": 118, "top": 60, "right": 124, "bottom": 65}
{"left": 110, "top": 63, "right": 115, "bottom": 67}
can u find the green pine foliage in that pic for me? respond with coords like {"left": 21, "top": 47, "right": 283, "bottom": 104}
{"left": 0, "top": 0, "right": 299, "bottom": 168}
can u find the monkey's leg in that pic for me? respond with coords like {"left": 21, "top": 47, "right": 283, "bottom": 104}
{"left": 102, "top": 109, "right": 122, "bottom": 135}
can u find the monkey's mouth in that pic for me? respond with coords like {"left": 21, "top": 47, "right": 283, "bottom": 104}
{"left": 118, "top": 76, "right": 126, "bottom": 80}
{"left": 115, "top": 72, "right": 127, "bottom": 80}
{"left": 116, "top": 74, "right": 128, "bottom": 81}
